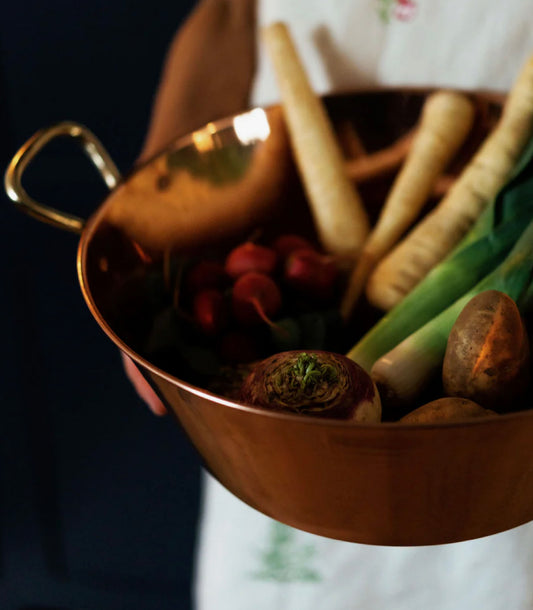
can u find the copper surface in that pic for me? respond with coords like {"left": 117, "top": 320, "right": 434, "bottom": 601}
{"left": 9, "top": 90, "right": 533, "bottom": 546}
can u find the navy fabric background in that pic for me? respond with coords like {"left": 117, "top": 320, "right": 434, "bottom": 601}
{"left": 0, "top": 2, "right": 204, "bottom": 608}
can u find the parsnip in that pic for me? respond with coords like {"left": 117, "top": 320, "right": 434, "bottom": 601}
{"left": 337, "top": 120, "right": 367, "bottom": 159}
{"left": 344, "top": 129, "right": 415, "bottom": 183}
{"left": 367, "top": 54, "right": 533, "bottom": 311}
{"left": 262, "top": 22, "right": 370, "bottom": 261}
{"left": 341, "top": 90, "right": 475, "bottom": 319}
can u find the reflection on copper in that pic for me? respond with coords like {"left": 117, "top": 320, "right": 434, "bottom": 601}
{"left": 131, "top": 240, "right": 152, "bottom": 263}
{"left": 98, "top": 256, "right": 109, "bottom": 273}
{"left": 172, "top": 261, "right": 185, "bottom": 310}
{"left": 163, "top": 246, "right": 172, "bottom": 292}
{"left": 156, "top": 173, "right": 171, "bottom": 191}
{"left": 192, "top": 122, "right": 218, "bottom": 152}
{"left": 100, "top": 106, "right": 291, "bottom": 255}
{"left": 233, "top": 108, "right": 271, "bottom": 145}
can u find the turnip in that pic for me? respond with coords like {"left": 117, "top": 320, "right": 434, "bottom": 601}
{"left": 241, "top": 350, "right": 381, "bottom": 422}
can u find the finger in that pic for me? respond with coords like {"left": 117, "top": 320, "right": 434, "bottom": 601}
{"left": 122, "top": 353, "right": 167, "bottom": 416}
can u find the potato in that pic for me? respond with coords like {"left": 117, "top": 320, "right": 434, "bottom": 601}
{"left": 442, "top": 290, "right": 530, "bottom": 411}
{"left": 399, "top": 397, "right": 496, "bottom": 424}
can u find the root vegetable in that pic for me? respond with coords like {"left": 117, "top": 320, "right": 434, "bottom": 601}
{"left": 367, "top": 54, "right": 533, "bottom": 311}
{"left": 193, "top": 289, "right": 229, "bottom": 336}
{"left": 231, "top": 271, "right": 282, "bottom": 326}
{"left": 399, "top": 397, "right": 496, "bottom": 424}
{"left": 341, "top": 90, "right": 475, "bottom": 320}
{"left": 347, "top": 209, "right": 530, "bottom": 373}
{"left": 225, "top": 242, "right": 278, "bottom": 278}
{"left": 284, "top": 248, "right": 339, "bottom": 300}
{"left": 336, "top": 119, "right": 367, "bottom": 159}
{"left": 369, "top": 217, "right": 533, "bottom": 406}
{"left": 344, "top": 129, "right": 415, "bottom": 183}
{"left": 240, "top": 350, "right": 381, "bottom": 422}
{"left": 442, "top": 290, "right": 530, "bottom": 411}
{"left": 186, "top": 260, "right": 229, "bottom": 293}
{"left": 271, "top": 234, "right": 314, "bottom": 259}
{"left": 262, "top": 22, "right": 370, "bottom": 261}
{"left": 348, "top": 124, "right": 533, "bottom": 373}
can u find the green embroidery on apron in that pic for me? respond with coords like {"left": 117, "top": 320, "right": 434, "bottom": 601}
{"left": 252, "top": 522, "right": 321, "bottom": 583}
{"left": 377, "top": 0, "right": 418, "bottom": 23}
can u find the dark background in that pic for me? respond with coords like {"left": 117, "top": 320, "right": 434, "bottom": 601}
{"left": 0, "top": 2, "right": 204, "bottom": 608}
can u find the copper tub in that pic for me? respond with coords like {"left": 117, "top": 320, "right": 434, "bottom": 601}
{"left": 6, "top": 90, "right": 533, "bottom": 546}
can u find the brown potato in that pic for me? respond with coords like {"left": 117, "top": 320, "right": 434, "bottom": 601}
{"left": 442, "top": 290, "right": 530, "bottom": 411}
{"left": 399, "top": 397, "right": 496, "bottom": 424}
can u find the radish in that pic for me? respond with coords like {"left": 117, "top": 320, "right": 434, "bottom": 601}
{"left": 225, "top": 242, "right": 278, "bottom": 279}
{"left": 232, "top": 271, "right": 282, "bottom": 326}
{"left": 186, "top": 260, "right": 229, "bottom": 293}
{"left": 271, "top": 234, "right": 315, "bottom": 259}
{"left": 284, "top": 248, "right": 339, "bottom": 300}
{"left": 193, "top": 289, "right": 229, "bottom": 336}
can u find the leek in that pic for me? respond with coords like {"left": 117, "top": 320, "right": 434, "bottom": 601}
{"left": 370, "top": 217, "right": 533, "bottom": 405}
{"left": 348, "top": 134, "right": 533, "bottom": 372}
{"left": 348, "top": 210, "right": 532, "bottom": 371}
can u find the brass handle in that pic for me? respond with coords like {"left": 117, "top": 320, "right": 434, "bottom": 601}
{"left": 4, "top": 121, "right": 122, "bottom": 234}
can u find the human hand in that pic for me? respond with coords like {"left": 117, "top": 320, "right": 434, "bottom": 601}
{"left": 122, "top": 0, "right": 256, "bottom": 415}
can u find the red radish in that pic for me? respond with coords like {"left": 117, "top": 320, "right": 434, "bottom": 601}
{"left": 284, "top": 248, "right": 339, "bottom": 300}
{"left": 271, "top": 234, "right": 315, "bottom": 259}
{"left": 186, "top": 260, "right": 228, "bottom": 293}
{"left": 232, "top": 271, "right": 282, "bottom": 326}
{"left": 225, "top": 242, "right": 278, "bottom": 279}
{"left": 193, "top": 289, "right": 229, "bottom": 335}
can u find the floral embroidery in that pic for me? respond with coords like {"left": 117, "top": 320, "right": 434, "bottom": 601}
{"left": 251, "top": 522, "right": 321, "bottom": 583}
{"left": 377, "top": 0, "right": 418, "bottom": 23}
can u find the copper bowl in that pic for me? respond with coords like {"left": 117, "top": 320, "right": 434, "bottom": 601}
{"left": 6, "top": 90, "right": 533, "bottom": 546}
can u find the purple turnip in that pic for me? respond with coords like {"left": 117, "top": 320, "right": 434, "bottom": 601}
{"left": 241, "top": 350, "right": 381, "bottom": 422}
